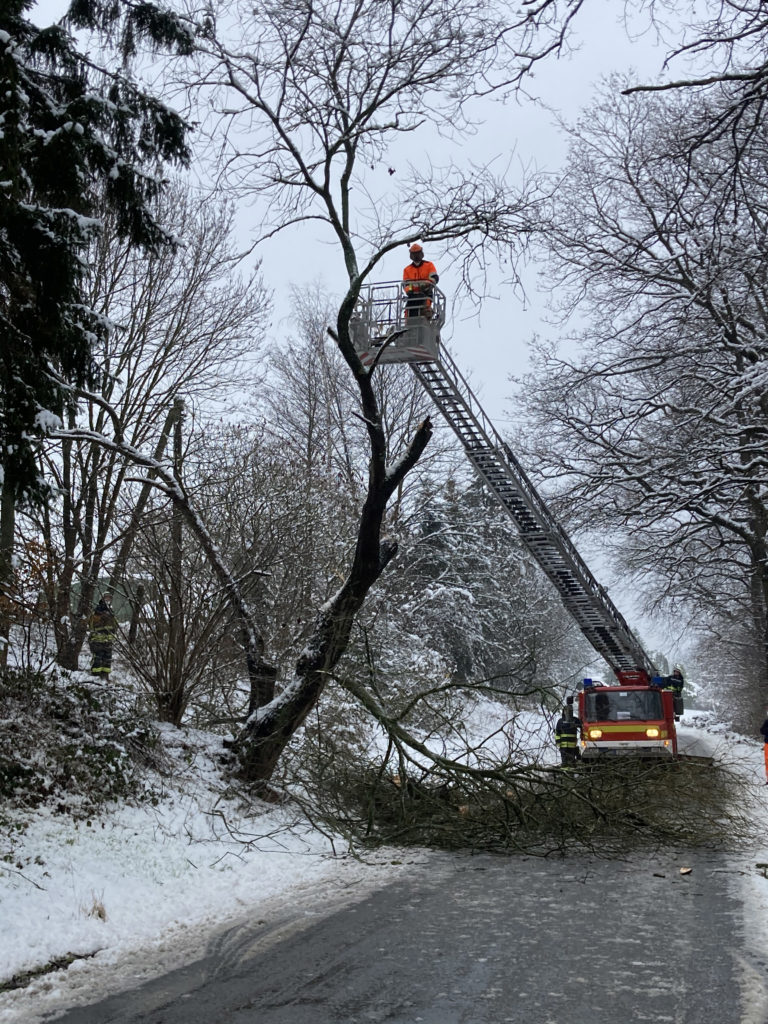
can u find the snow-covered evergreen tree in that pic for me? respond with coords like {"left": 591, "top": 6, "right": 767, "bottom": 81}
{"left": 0, "top": 0, "right": 191, "bottom": 501}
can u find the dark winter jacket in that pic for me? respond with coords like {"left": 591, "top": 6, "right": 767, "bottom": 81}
{"left": 555, "top": 717, "right": 580, "bottom": 749}
{"left": 760, "top": 719, "right": 768, "bottom": 744}
{"left": 664, "top": 671, "right": 684, "bottom": 694}
{"left": 89, "top": 601, "right": 118, "bottom": 644}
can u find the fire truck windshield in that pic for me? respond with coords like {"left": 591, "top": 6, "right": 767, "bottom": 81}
{"left": 584, "top": 689, "right": 663, "bottom": 722}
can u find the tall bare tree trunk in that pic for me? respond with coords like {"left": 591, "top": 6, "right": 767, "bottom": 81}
{"left": 0, "top": 476, "right": 15, "bottom": 668}
{"left": 231, "top": 308, "right": 433, "bottom": 786}
{"left": 109, "top": 398, "right": 183, "bottom": 597}
{"left": 52, "top": 422, "right": 81, "bottom": 670}
{"left": 128, "top": 582, "right": 144, "bottom": 645}
{"left": 164, "top": 400, "right": 187, "bottom": 723}
{"left": 748, "top": 535, "right": 768, "bottom": 714}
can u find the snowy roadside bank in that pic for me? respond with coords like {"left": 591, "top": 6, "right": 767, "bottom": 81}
{"left": 0, "top": 687, "right": 534, "bottom": 1023}
{"left": 676, "top": 714, "right": 768, "bottom": 1024}
{"left": 0, "top": 726, "right": 426, "bottom": 1024}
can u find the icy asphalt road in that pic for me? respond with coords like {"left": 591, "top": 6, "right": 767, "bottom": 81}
{"left": 50, "top": 848, "right": 762, "bottom": 1024}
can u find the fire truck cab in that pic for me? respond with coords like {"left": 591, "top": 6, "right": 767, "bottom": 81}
{"left": 578, "top": 678, "right": 678, "bottom": 759}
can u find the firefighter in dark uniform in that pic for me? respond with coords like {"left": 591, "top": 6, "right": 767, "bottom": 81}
{"left": 88, "top": 594, "right": 118, "bottom": 677}
{"left": 663, "top": 667, "right": 685, "bottom": 717}
{"left": 555, "top": 696, "right": 581, "bottom": 766}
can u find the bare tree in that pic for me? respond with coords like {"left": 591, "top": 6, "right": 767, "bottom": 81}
{"left": 521, "top": 83, "right": 768, "bottom": 717}
{"left": 180, "top": 0, "right": 553, "bottom": 274}
{"left": 263, "top": 287, "right": 460, "bottom": 636}
{"left": 634, "top": 2, "right": 768, "bottom": 90}
{"left": 627, "top": 2, "right": 768, "bottom": 173}
{"left": 120, "top": 435, "right": 267, "bottom": 726}
{"left": 0, "top": 480, "right": 14, "bottom": 667}
{"left": 160, "top": 0, "right": 572, "bottom": 786}
{"left": 16, "top": 187, "right": 268, "bottom": 670}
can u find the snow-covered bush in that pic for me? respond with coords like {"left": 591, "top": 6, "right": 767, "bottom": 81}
{"left": 0, "top": 667, "right": 161, "bottom": 818}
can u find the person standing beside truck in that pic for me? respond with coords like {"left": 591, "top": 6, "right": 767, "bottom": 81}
{"left": 663, "top": 667, "right": 685, "bottom": 718}
{"left": 668, "top": 668, "right": 685, "bottom": 694}
{"left": 555, "top": 696, "right": 581, "bottom": 766}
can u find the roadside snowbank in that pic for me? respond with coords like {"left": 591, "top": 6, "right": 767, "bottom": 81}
{"left": 0, "top": 724, "right": 423, "bottom": 1024}
{"left": 677, "top": 712, "right": 768, "bottom": 1023}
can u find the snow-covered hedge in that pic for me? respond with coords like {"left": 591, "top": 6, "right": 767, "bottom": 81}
{"left": 0, "top": 668, "right": 161, "bottom": 820}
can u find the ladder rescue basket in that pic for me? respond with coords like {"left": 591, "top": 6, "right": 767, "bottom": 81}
{"left": 350, "top": 280, "right": 446, "bottom": 369}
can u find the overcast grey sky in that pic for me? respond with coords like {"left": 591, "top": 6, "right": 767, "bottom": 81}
{"left": 31, "top": 0, "right": 670, "bottom": 421}
{"left": 242, "top": 0, "right": 672, "bottom": 421}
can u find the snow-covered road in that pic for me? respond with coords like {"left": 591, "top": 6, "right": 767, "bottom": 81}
{"left": 46, "top": 849, "right": 758, "bottom": 1024}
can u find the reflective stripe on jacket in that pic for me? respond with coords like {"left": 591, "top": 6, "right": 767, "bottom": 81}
{"left": 555, "top": 718, "right": 579, "bottom": 749}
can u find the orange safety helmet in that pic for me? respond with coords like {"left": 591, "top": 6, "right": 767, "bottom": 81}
{"left": 409, "top": 242, "right": 423, "bottom": 254}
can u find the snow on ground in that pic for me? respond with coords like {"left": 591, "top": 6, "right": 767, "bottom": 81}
{"left": 2, "top": 706, "right": 768, "bottom": 1023}
{"left": 0, "top": 724, "right": 426, "bottom": 1024}
{"left": 369, "top": 693, "right": 558, "bottom": 771}
{"left": 449, "top": 698, "right": 556, "bottom": 766}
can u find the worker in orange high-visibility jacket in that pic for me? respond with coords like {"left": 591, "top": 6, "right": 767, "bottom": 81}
{"left": 402, "top": 242, "right": 439, "bottom": 319}
{"left": 760, "top": 714, "right": 768, "bottom": 784}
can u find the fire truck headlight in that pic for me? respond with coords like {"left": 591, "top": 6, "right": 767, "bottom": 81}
{"left": 588, "top": 728, "right": 602, "bottom": 740}
{"left": 645, "top": 727, "right": 660, "bottom": 738}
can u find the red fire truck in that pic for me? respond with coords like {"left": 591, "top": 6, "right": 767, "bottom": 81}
{"left": 578, "top": 678, "right": 680, "bottom": 759}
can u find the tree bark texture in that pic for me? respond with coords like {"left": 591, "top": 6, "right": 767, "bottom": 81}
{"left": 0, "top": 476, "right": 16, "bottom": 668}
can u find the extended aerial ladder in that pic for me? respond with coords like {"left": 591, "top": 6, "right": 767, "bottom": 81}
{"left": 350, "top": 280, "right": 658, "bottom": 686}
